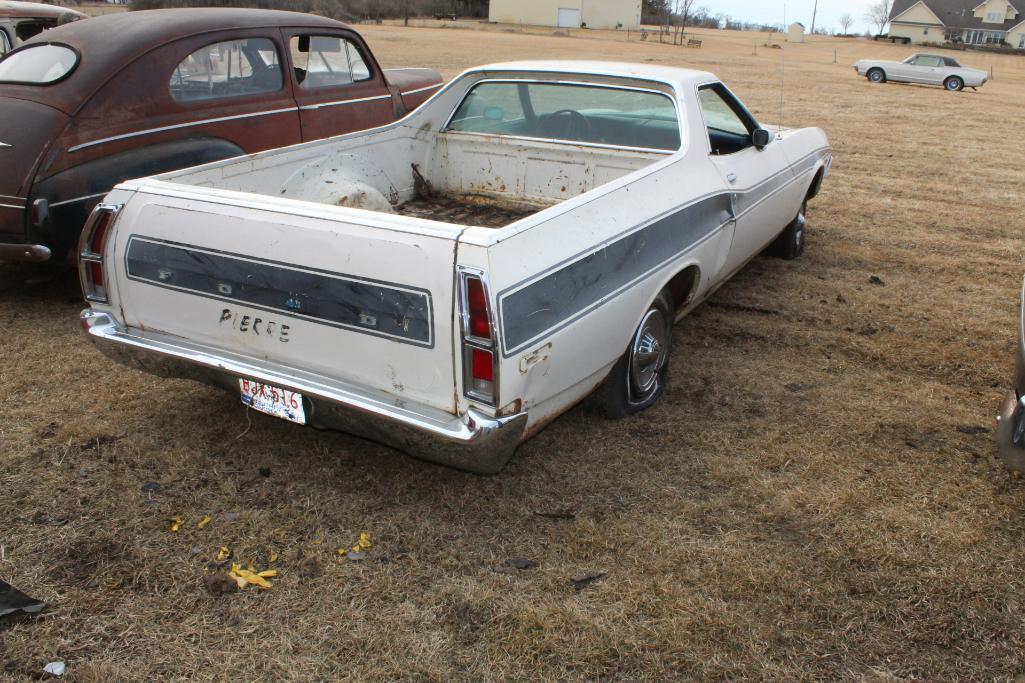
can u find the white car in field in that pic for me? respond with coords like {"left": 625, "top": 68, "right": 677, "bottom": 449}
{"left": 854, "top": 53, "right": 988, "bottom": 91}
{"left": 78, "top": 61, "right": 831, "bottom": 473}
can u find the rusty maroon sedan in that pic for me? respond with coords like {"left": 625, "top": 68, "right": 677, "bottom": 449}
{"left": 0, "top": 8, "right": 443, "bottom": 263}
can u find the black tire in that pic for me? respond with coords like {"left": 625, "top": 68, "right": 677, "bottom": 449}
{"left": 602, "top": 289, "right": 673, "bottom": 419}
{"left": 867, "top": 68, "right": 885, "bottom": 83}
{"left": 944, "top": 76, "right": 964, "bottom": 92}
{"left": 769, "top": 200, "right": 807, "bottom": 260}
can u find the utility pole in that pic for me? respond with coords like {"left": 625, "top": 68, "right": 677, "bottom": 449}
{"left": 809, "top": 0, "right": 818, "bottom": 34}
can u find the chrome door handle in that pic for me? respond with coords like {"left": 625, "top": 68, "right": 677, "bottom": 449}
{"left": 726, "top": 172, "right": 737, "bottom": 184}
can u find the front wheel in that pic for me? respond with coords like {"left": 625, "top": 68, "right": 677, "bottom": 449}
{"left": 601, "top": 289, "right": 673, "bottom": 419}
{"left": 768, "top": 200, "right": 807, "bottom": 260}
{"left": 944, "top": 76, "right": 964, "bottom": 92}
{"left": 867, "top": 68, "right": 885, "bottom": 83}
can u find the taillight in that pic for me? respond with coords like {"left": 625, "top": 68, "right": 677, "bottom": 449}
{"left": 459, "top": 268, "right": 498, "bottom": 405}
{"left": 78, "top": 203, "right": 120, "bottom": 304}
{"left": 466, "top": 276, "right": 491, "bottom": 339}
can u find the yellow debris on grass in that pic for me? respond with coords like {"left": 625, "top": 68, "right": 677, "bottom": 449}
{"left": 196, "top": 515, "right": 212, "bottom": 530}
{"left": 170, "top": 517, "right": 183, "bottom": 532}
{"left": 228, "top": 564, "right": 277, "bottom": 589}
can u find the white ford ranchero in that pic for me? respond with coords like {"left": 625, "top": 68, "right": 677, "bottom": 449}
{"left": 78, "top": 61, "right": 831, "bottom": 473}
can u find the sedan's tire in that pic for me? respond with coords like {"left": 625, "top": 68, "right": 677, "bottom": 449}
{"left": 602, "top": 289, "right": 673, "bottom": 419}
{"left": 867, "top": 68, "right": 886, "bottom": 83}
{"left": 769, "top": 201, "right": 807, "bottom": 260}
{"left": 944, "top": 76, "right": 964, "bottom": 92}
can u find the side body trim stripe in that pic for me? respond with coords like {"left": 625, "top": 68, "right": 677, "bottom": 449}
{"left": 497, "top": 146, "right": 830, "bottom": 356}
{"left": 499, "top": 192, "right": 733, "bottom": 356}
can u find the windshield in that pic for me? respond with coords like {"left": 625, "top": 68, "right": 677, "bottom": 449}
{"left": 446, "top": 81, "right": 681, "bottom": 151}
{"left": 0, "top": 43, "right": 78, "bottom": 84}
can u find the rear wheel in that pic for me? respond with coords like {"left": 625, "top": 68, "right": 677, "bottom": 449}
{"left": 867, "top": 68, "right": 885, "bottom": 83}
{"left": 944, "top": 76, "right": 964, "bottom": 92}
{"left": 602, "top": 289, "right": 673, "bottom": 419}
{"left": 769, "top": 200, "right": 807, "bottom": 260}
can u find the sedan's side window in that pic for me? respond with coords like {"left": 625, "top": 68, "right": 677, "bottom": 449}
{"left": 169, "top": 38, "right": 282, "bottom": 103}
{"left": 698, "top": 84, "right": 756, "bottom": 156}
{"left": 290, "top": 35, "right": 372, "bottom": 89}
{"left": 0, "top": 29, "right": 10, "bottom": 56}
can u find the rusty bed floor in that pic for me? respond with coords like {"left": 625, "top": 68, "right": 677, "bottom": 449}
{"left": 393, "top": 194, "right": 547, "bottom": 228}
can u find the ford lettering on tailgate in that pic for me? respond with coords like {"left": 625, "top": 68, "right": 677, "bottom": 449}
{"left": 124, "top": 236, "right": 434, "bottom": 347}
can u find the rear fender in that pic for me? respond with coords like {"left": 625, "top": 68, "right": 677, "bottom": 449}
{"left": 384, "top": 68, "right": 445, "bottom": 112}
{"left": 30, "top": 137, "right": 245, "bottom": 261}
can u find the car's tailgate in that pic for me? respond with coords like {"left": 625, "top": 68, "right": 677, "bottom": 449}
{"left": 111, "top": 190, "right": 459, "bottom": 413}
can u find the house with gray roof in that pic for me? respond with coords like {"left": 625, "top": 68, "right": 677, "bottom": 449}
{"left": 889, "top": 0, "right": 1025, "bottom": 47}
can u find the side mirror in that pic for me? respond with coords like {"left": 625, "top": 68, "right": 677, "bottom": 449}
{"left": 752, "top": 128, "right": 772, "bottom": 149}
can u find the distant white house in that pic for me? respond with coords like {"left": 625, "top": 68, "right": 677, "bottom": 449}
{"left": 889, "top": 0, "right": 1025, "bottom": 47}
{"left": 787, "top": 21, "right": 805, "bottom": 42}
{"left": 488, "top": 0, "right": 642, "bottom": 30}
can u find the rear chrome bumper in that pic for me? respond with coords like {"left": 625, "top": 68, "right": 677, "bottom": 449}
{"left": 997, "top": 392, "right": 1025, "bottom": 473}
{"left": 0, "top": 243, "right": 51, "bottom": 263}
{"left": 80, "top": 309, "right": 527, "bottom": 474}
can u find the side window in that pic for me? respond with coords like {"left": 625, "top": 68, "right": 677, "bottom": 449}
{"left": 290, "top": 35, "right": 372, "bottom": 89}
{"left": 698, "top": 84, "right": 755, "bottom": 155}
{"left": 0, "top": 29, "right": 10, "bottom": 56}
{"left": 169, "top": 38, "right": 282, "bottom": 103}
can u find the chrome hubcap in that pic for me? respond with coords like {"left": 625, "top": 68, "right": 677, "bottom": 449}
{"left": 630, "top": 309, "right": 669, "bottom": 398}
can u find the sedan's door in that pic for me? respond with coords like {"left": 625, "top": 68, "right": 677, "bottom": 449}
{"left": 917, "top": 55, "right": 946, "bottom": 84}
{"left": 282, "top": 29, "right": 397, "bottom": 142}
{"left": 905, "top": 55, "right": 943, "bottom": 84}
{"left": 697, "top": 84, "right": 801, "bottom": 280}
{"left": 885, "top": 59, "right": 911, "bottom": 82}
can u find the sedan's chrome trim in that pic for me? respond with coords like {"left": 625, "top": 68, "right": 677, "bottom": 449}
{"left": 68, "top": 106, "right": 299, "bottom": 153}
{"left": 80, "top": 309, "right": 527, "bottom": 473}
{"left": 0, "top": 194, "right": 25, "bottom": 201}
{"left": 298, "top": 94, "right": 392, "bottom": 111}
{"left": 50, "top": 191, "right": 109, "bottom": 208}
{"left": 0, "top": 141, "right": 11, "bottom": 148}
{"left": 0, "top": 202, "right": 25, "bottom": 210}
{"left": 401, "top": 83, "right": 443, "bottom": 96}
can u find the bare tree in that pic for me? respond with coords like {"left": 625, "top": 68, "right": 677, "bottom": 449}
{"left": 674, "top": 0, "right": 697, "bottom": 31}
{"left": 838, "top": 13, "right": 854, "bottom": 34}
{"left": 864, "top": 0, "right": 892, "bottom": 35}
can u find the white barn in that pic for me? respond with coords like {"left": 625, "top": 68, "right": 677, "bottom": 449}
{"left": 488, "top": 0, "right": 642, "bottom": 30}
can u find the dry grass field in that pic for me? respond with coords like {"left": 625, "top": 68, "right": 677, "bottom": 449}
{"left": 3, "top": 22, "right": 1025, "bottom": 681}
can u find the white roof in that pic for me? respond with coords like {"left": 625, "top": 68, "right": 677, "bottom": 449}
{"left": 468, "top": 60, "right": 717, "bottom": 89}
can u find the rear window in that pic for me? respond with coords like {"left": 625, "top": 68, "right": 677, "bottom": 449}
{"left": 170, "top": 38, "right": 282, "bottom": 102}
{"left": 0, "top": 43, "right": 78, "bottom": 84}
{"left": 446, "top": 81, "right": 681, "bottom": 152}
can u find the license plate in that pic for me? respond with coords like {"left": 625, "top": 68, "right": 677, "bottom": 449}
{"left": 239, "top": 378, "right": 306, "bottom": 425}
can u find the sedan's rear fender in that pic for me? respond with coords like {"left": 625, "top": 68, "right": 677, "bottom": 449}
{"left": 0, "top": 96, "right": 69, "bottom": 239}
{"left": 30, "top": 137, "right": 245, "bottom": 262}
{"left": 383, "top": 68, "right": 445, "bottom": 112}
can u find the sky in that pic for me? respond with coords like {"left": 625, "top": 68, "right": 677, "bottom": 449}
{"left": 698, "top": 0, "right": 881, "bottom": 33}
